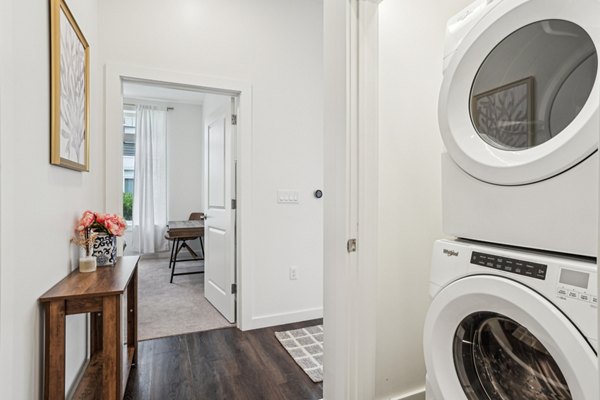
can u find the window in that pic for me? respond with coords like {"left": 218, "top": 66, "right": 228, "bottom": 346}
{"left": 123, "top": 105, "right": 136, "bottom": 222}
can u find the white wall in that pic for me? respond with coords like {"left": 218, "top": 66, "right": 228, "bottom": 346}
{"left": 0, "top": 0, "right": 102, "bottom": 398}
{"left": 167, "top": 103, "right": 204, "bottom": 221}
{"left": 99, "top": 0, "right": 324, "bottom": 328}
{"left": 376, "top": 0, "right": 473, "bottom": 398}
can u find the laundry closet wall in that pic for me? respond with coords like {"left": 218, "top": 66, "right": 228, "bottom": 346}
{"left": 99, "top": 0, "right": 324, "bottom": 328}
{"left": 376, "top": 1, "right": 473, "bottom": 398}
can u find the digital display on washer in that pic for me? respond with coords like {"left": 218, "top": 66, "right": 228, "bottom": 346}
{"left": 559, "top": 269, "right": 589, "bottom": 289}
{"left": 470, "top": 251, "right": 547, "bottom": 280}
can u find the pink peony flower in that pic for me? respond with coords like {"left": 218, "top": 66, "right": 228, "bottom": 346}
{"left": 104, "top": 216, "right": 126, "bottom": 236}
{"left": 95, "top": 213, "right": 106, "bottom": 224}
{"left": 76, "top": 210, "right": 126, "bottom": 237}
{"left": 77, "top": 210, "right": 96, "bottom": 231}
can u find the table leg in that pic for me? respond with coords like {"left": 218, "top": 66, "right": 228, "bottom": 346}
{"left": 131, "top": 267, "right": 138, "bottom": 365}
{"left": 44, "top": 301, "right": 66, "bottom": 400}
{"left": 102, "top": 295, "right": 121, "bottom": 400}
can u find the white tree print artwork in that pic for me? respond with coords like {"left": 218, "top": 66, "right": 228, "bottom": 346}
{"left": 59, "top": 11, "right": 86, "bottom": 163}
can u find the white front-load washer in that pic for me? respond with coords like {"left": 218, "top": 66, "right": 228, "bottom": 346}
{"left": 439, "top": 0, "right": 600, "bottom": 257}
{"left": 424, "top": 239, "right": 598, "bottom": 400}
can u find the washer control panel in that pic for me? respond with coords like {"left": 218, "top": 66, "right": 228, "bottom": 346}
{"left": 556, "top": 268, "right": 598, "bottom": 306}
{"left": 470, "top": 251, "right": 547, "bottom": 280}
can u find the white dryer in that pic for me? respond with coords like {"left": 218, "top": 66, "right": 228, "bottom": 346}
{"left": 439, "top": 0, "right": 600, "bottom": 257}
{"left": 424, "top": 239, "right": 598, "bottom": 400}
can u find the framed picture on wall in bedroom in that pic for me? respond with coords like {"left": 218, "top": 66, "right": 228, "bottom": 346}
{"left": 49, "top": 0, "right": 90, "bottom": 171}
{"left": 471, "top": 76, "right": 534, "bottom": 150}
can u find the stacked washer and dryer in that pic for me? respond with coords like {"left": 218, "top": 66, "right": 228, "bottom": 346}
{"left": 423, "top": 0, "right": 599, "bottom": 399}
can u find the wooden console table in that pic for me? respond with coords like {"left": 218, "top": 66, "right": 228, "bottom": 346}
{"left": 39, "top": 256, "right": 139, "bottom": 400}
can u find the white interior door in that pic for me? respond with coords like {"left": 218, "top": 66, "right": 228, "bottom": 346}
{"left": 204, "top": 99, "right": 236, "bottom": 323}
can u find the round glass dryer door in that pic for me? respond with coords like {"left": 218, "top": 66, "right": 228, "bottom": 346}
{"left": 438, "top": 0, "right": 600, "bottom": 185}
{"left": 471, "top": 20, "right": 597, "bottom": 151}
{"left": 454, "top": 312, "right": 572, "bottom": 400}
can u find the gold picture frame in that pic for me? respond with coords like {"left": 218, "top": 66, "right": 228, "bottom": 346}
{"left": 50, "top": 0, "right": 90, "bottom": 171}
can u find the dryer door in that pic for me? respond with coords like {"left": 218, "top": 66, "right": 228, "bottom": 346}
{"left": 423, "top": 275, "right": 597, "bottom": 400}
{"left": 439, "top": 0, "right": 600, "bottom": 185}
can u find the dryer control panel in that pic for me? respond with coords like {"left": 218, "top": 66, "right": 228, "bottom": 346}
{"left": 470, "top": 251, "right": 547, "bottom": 280}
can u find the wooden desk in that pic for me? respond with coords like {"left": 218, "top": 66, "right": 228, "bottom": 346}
{"left": 39, "top": 256, "right": 139, "bottom": 400}
{"left": 167, "top": 220, "right": 204, "bottom": 238}
{"left": 166, "top": 220, "right": 205, "bottom": 283}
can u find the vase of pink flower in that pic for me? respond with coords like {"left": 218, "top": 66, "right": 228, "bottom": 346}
{"left": 77, "top": 211, "right": 126, "bottom": 267}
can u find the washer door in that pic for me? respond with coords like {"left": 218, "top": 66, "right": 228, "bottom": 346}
{"left": 439, "top": 0, "right": 600, "bottom": 185}
{"left": 423, "top": 276, "right": 598, "bottom": 400}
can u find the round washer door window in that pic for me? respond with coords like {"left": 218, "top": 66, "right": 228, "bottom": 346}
{"left": 471, "top": 19, "right": 597, "bottom": 151}
{"left": 454, "top": 312, "right": 572, "bottom": 400}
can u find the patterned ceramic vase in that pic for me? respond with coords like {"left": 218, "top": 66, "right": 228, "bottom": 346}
{"left": 92, "top": 233, "right": 117, "bottom": 266}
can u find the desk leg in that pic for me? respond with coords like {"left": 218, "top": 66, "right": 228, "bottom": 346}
{"left": 103, "top": 295, "right": 121, "bottom": 400}
{"left": 44, "top": 301, "right": 65, "bottom": 400}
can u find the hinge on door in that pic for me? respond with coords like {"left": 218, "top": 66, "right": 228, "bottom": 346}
{"left": 231, "top": 114, "right": 238, "bottom": 125}
{"left": 231, "top": 283, "right": 237, "bottom": 294}
{"left": 231, "top": 199, "right": 237, "bottom": 209}
{"left": 347, "top": 239, "right": 357, "bottom": 253}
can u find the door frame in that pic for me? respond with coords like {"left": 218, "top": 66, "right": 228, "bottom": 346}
{"left": 104, "top": 64, "right": 253, "bottom": 328}
{"left": 323, "top": 0, "right": 381, "bottom": 399}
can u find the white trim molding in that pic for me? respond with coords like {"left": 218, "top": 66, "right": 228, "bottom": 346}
{"left": 104, "top": 64, "right": 254, "bottom": 330}
{"left": 323, "top": 0, "right": 381, "bottom": 399}
{"left": 249, "top": 307, "right": 324, "bottom": 330}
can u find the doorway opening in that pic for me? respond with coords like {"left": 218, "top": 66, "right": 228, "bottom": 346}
{"left": 105, "top": 65, "right": 324, "bottom": 399}
{"left": 120, "top": 79, "right": 238, "bottom": 340}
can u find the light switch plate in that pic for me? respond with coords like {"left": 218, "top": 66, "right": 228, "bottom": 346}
{"left": 277, "top": 190, "right": 299, "bottom": 204}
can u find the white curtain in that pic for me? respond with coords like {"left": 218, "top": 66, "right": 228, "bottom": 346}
{"left": 132, "top": 105, "right": 168, "bottom": 254}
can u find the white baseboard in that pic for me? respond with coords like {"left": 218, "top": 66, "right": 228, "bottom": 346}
{"left": 329, "top": 386, "right": 425, "bottom": 400}
{"left": 243, "top": 307, "right": 323, "bottom": 330}
{"left": 390, "top": 387, "right": 426, "bottom": 400}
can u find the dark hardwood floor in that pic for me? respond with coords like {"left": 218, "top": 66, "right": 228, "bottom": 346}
{"left": 124, "top": 319, "right": 324, "bottom": 400}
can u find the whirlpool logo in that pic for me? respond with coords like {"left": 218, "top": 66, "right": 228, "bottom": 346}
{"left": 443, "top": 249, "right": 459, "bottom": 257}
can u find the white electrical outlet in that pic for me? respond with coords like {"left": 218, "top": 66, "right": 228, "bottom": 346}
{"left": 289, "top": 266, "right": 298, "bottom": 280}
{"left": 277, "top": 190, "right": 299, "bottom": 204}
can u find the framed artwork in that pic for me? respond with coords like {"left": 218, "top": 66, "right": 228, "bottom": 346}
{"left": 50, "top": 0, "right": 90, "bottom": 171}
{"left": 471, "top": 77, "right": 534, "bottom": 149}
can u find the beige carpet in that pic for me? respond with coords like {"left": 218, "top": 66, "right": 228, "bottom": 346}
{"left": 138, "top": 253, "right": 234, "bottom": 341}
